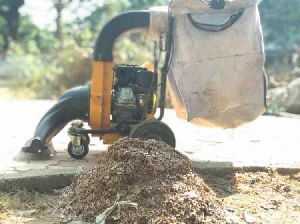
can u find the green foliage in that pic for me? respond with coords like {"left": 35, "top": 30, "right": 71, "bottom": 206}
{"left": 10, "top": 0, "right": 168, "bottom": 99}
{"left": 114, "top": 33, "right": 154, "bottom": 65}
{"left": 0, "top": 17, "right": 6, "bottom": 49}
{"left": 70, "top": 0, "right": 168, "bottom": 45}
{"left": 6, "top": 41, "right": 91, "bottom": 99}
{"left": 266, "top": 87, "right": 289, "bottom": 115}
{"left": 0, "top": 0, "right": 24, "bottom": 52}
{"left": 2, "top": 0, "right": 300, "bottom": 100}
{"left": 0, "top": 13, "right": 8, "bottom": 52}
{"left": 0, "top": 0, "right": 11, "bottom": 12}
{"left": 128, "top": 0, "right": 168, "bottom": 9}
{"left": 45, "top": 42, "right": 91, "bottom": 97}
{"left": 260, "top": 0, "right": 300, "bottom": 51}
{"left": 17, "top": 16, "right": 58, "bottom": 53}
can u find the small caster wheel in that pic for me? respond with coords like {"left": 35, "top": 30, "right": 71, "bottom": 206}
{"left": 67, "top": 138, "right": 89, "bottom": 160}
{"left": 82, "top": 133, "right": 90, "bottom": 145}
{"left": 129, "top": 120, "right": 176, "bottom": 148}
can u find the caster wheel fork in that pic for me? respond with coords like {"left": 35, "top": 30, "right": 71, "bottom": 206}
{"left": 67, "top": 120, "right": 90, "bottom": 160}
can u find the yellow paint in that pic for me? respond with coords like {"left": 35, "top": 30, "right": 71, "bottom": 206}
{"left": 147, "top": 113, "right": 155, "bottom": 120}
{"left": 142, "top": 63, "right": 154, "bottom": 72}
{"left": 103, "top": 133, "right": 122, "bottom": 144}
{"left": 90, "top": 61, "right": 113, "bottom": 136}
{"left": 90, "top": 61, "right": 104, "bottom": 129}
{"left": 101, "top": 62, "right": 113, "bottom": 130}
{"left": 142, "top": 63, "right": 157, "bottom": 118}
{"left": 152, "top": 93, "right": 157, "bottom": 113}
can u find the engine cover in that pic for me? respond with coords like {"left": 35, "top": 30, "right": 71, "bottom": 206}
{"left": 112, "top": 87, "right": 137, "bottom": 122}
{"left": 111, "top": 65, "right": 156, "bottom": 123}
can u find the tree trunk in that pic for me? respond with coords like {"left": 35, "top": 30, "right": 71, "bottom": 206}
{"left": 54, "top": 0, "right": 65, "bottom": 48}
{"left": 0, "top": 0, "right": 24, "bottom": 58}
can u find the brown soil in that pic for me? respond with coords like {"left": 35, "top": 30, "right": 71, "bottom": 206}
{"left": 59, "top": 138, "right": 226, "bottom": 223}
{"left": 0, "top": 171, "right": 299, "bottom": 223}
{"left": 203, "top": 171, "right": 300, "bottom": 224}
{"left": 0, "top": 191, "right": 59, "bottom": 224}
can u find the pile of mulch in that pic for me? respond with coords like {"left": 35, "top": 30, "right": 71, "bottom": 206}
{"left": 59, "top": 138, "right": 226, "bottom": 223}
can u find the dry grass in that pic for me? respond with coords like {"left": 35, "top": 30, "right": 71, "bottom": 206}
{"left": 0, "top": 190, "right": 58, "bottom": 224}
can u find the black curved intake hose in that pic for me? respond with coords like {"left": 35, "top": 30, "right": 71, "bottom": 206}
{"left": 22, "top": 86, "right": 90, "bottom": 153}
{"left": 94, "top": 11, "right": 150, "bottom": 61}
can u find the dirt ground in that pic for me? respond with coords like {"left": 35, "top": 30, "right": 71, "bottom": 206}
{"left": 0, "top": 171, "right": 299, "bottom": 224}
{"left": 202, "top": 171, "right": 300, "bottom": 224}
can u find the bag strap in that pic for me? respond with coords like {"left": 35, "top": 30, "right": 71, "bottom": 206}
{"left": 188, "top": 9, "right": 244, "bottom": 32}
{"left": 210, "top": 0, "right": 225, "bottom": 9}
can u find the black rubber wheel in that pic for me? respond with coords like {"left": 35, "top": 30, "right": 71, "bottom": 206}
{"left": 129, "top": 120, "right": 176, "bottom": 148}
{"left": 67, "top": 138, "right": 89, "bottom": 160}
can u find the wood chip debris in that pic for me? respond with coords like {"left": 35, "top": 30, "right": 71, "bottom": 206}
{"left": 59, "top": 138, "right": 226, "bottom": 223}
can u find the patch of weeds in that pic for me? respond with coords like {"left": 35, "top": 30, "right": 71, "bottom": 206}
{"left": 0, "top": 190, "right": 50, "bottom": 211}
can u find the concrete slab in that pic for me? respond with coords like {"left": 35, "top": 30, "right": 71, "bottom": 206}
{"left": 0, "top": 100, "right": 299, "bottom": 191}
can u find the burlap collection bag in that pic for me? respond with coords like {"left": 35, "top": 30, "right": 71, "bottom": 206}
{"left": 150, "top": 0, "right": 266, "bottom": 128}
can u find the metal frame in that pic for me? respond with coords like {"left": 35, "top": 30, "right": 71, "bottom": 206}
{"left": 87, "top": 10, "right": 169, "bottom": 143}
